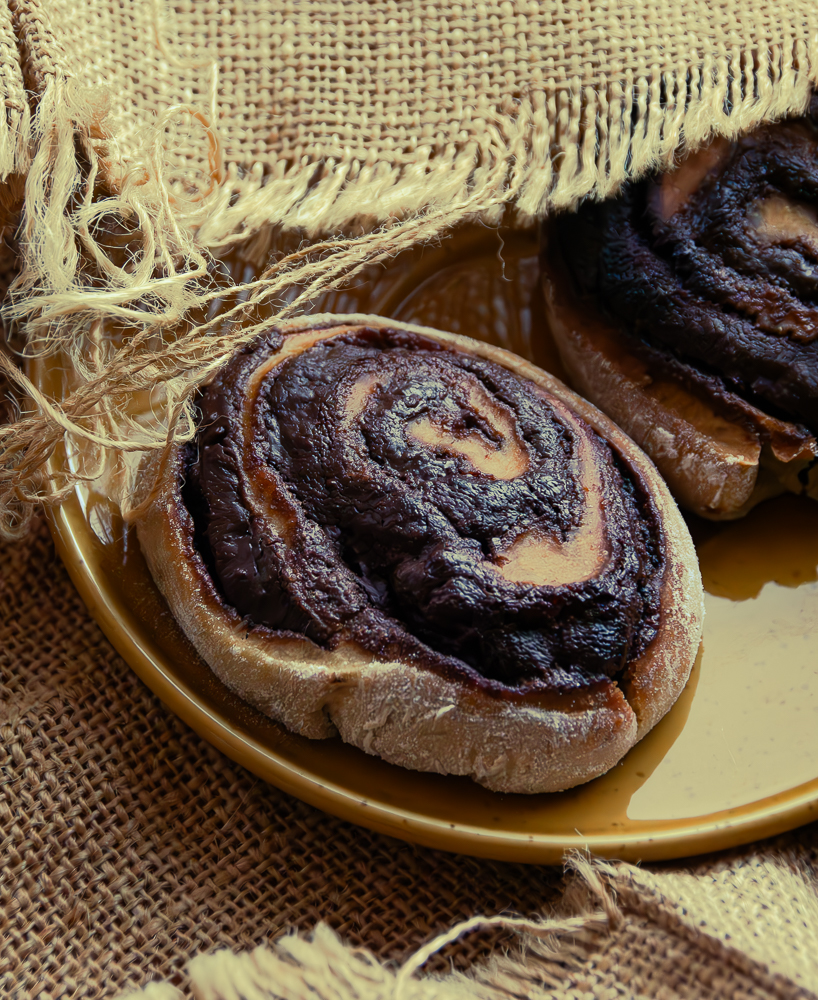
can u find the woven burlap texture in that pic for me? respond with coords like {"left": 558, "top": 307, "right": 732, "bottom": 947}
{"left": 4, "top": 518, "right": 818, "bottom": 1000}
{"left": 119, "top": 856, "right": 818, "bottom": 1000}
{"left": 13, "top": 0, "right": 818, "bottom": 239}
{"left": 0, "top": 3, "right": 28, "bottom": 178}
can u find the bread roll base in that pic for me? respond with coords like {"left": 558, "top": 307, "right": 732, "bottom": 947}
{"left": 135, "top": 314, "right": 704, "bottom": 794}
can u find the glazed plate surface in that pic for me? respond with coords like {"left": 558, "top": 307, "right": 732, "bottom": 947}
{"left": 40, "top": 228, "right": 818, "bottom": 863}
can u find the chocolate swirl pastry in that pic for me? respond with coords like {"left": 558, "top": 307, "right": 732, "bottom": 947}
{"left": 543, "top": 105, "right": 818, "bottom": 519}
{"left": 135, "top": 315, "right": 703, "bottom": 793}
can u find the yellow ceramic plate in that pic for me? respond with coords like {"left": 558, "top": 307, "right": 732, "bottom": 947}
{"left": 40, "top": 228, "right": 818, "bottom": 863}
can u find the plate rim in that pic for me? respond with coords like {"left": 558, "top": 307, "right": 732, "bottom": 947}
{"left": 47, "top": 492, "right": 818, "bottom": 865}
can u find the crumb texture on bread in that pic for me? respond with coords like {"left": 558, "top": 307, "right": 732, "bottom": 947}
{"left": 135, "top": 315, "right": 704, "bottom": 793}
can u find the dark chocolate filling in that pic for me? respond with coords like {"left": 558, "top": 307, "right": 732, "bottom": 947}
{"left": 555, "top": 98, "right": 818, "bottom": 439}
{"left": 181, "top": 327, "right": 664, "bottom": 695}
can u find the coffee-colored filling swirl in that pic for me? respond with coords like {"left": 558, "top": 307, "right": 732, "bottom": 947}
{"left": 557, "top": 100, "right": 818, "bottom": 442}
{"left": 181, "top": 328, "right": 663, "bottom": 693}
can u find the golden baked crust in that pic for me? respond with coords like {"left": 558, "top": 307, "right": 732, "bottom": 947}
{"left": 134, "top": 314, "right": 704, "bottom": 793}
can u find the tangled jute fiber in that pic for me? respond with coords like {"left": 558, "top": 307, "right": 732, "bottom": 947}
{"left": 4, "top": 0, "right": 818, "bottom": 536}
{"left": 4, "top": 517, "right": 818, "bottom": 1000}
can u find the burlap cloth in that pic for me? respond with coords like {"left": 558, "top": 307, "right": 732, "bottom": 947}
{"left": 5, "top": 2, "right": 818, "bottom": 997}
{"left": 13, "top": 0, "right": 818, "bottom": 237}
{"left": 4, "top": 509, "right": 818, "bottom": 1000}
{"left": 5, "top": 0, "right": 818, "bottom": 531}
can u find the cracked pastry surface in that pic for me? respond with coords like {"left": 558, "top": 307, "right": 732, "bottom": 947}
{"left": 135, "top": 315, "right": 703, "bottom": 793}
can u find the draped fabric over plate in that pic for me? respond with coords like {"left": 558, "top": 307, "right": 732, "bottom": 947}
{"left": 5, "top": 0, "right": 818, "bottom": 534}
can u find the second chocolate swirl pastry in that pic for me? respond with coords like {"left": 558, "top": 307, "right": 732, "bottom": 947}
{"left": 544, "top": 104, "right": 818, "bottom": 519}
{"left": 134, "top": 316, "right": 703, "bottom": 793}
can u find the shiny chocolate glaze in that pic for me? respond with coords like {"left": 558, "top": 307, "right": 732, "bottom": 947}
{"left": 181, "top": 327, "right": 664, "bottom": 694}
{"left": 556, "top": 100, "right": 818, "bottom": 440}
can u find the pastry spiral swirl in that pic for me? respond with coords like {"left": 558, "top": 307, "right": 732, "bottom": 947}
{"left": 556, "top": 110, "right": 818, "bottom": 448}
{"left": 136, "top": 316, "right": 703, "bottom": 792}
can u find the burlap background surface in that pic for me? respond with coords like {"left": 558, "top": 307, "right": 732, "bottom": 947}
{"left": 5, "top": 511, "right": 818, "bottom": 1000}
{"left": 0, "top": 518, "right": 565, "bottom": 999}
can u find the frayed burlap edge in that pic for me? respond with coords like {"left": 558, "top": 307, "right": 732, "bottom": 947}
{"left": 116, "top": 854, "right": 818, "bottom": 1000}
{"left": 4, "top": 24, "right": 818, "bottom": 538}
{"left": 156, "top": 33, "right": 818, "bottom": 245}
{"left": 16, "top": 7, "right": 818, "bottom": 250}
{"left": 0, "top": 1, "right": 30, "bottom": 181}
{"left": 0, "top": 73, "right": 529, "bottom": 538}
